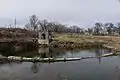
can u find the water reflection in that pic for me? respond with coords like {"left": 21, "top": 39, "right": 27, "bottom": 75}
{"left": 0, "top": 46, "right": 113, "bottom": 74}
{"left": 0, "top": 42, "right": 112, "bottom": 58}
{"left": 38, "top": 48, "right": 52, "bottom": 58}
{"left": 57, "top": 73, "right": 69, "bottom": 80}
{"left": 0, "top": 45, "right": 119, "bottom": 80}
{"left": 0, "top": 44, "right": 113, "bottom": 64}
{"left": 38, "top": 48, "right": 69, "bottom": 58}
{"left": 94, "top": 48, "right": 112, "bottom": 64}
{"left": 31, "top": 63, "right": 42, "bottom": 73}
{"left": 115, "top": 66, "right": 120, "bottom": 80}
{"left": 29, "top": 63, "right": 120, "bottom": 80}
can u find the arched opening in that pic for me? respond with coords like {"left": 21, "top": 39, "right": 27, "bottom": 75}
{"left": 41, "top": 33, "right": 46, "bottom": 39}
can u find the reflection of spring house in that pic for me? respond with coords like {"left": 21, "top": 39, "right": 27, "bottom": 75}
{"left": 38, "top": 30, "right": 52, "bottom": 45}
{"left": 38, "top": 48, "right": 49, "bottom": 54}
{"left": 38, "top": 48, "right": 50, "bottom": 58}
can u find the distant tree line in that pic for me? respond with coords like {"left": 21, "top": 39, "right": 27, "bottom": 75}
{"left": 92, "top": 22, "right": 120, "bottom": 36}
{"left": 25, "top": 14, "right": 120, "bottom": 36}
{"left": 25, "top": 14, "right": 84, "bottom": 34}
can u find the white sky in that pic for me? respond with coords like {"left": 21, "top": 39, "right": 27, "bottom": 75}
{"left": 0, "top": 0, "right": 120, "bottom": 28}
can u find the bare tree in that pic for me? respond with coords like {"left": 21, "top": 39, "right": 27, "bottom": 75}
{"left": 105, "top": 23, "right": 114, "bottom": 35}
{"left": 94, "top": 22, "right": 102, "bottom": 35}
{"left": 117, "top": 22, "right": 120, "bottom": 35}
{"left": 37, "top": 19, "right": 49, "bottom": 31}
{"left": 25, "top": 23, "right": 31, "bottom": 30}
{"left": 29, "top": 14, "right": 39, "bottom": 31}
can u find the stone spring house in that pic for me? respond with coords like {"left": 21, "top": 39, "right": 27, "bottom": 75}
{"left": 38, "top": 30, "right": 52, "bottom": 45}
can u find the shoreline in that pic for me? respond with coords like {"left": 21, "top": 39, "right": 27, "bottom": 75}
{"left": 0, "top": 33, "right": 120, "bottom": 52}
{"left": 38, "top": 40, "right": 104, "bottom": 49}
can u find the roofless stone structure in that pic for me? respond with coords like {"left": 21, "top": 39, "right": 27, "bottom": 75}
{"left": 38, "top": 30, "right": 52, "bottom": 45}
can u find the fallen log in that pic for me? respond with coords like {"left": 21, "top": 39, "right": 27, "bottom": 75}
{"left": 103, "top": 45, "right": 117, "bottom": 50}
{"left": 0, "top": 52, "right": 117, "bottom": 63}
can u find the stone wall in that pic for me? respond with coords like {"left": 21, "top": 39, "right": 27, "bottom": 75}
{"left": 38, "top": 39, "right": 49, "bottom": 45}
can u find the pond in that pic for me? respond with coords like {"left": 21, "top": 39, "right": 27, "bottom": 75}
{"left": 0, "top": 46, "right": 120, "bottom": 80}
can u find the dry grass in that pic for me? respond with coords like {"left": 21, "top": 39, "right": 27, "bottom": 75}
{"left": 54, "top": 33, "right": 120, "bottom": 51}
{"left": 54, "top": 33, "right": 113, "bottom": 43}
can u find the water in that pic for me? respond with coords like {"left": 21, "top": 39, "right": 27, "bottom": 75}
{"left": 0, "top": 47, "right": 120, "bottom": 80}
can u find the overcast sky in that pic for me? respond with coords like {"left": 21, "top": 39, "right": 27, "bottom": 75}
{"left": 0, "top": 0, "right": 120, "bottom": 28}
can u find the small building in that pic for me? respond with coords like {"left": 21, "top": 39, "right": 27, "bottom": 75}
{"left": 38, "top": 30, "right": 52, "bottom": 45}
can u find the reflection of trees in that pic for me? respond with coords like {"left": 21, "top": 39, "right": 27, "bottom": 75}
{"left": 94, "top": 49, "right": 102, "bottom": 57}
{"left": 38, "top": 48, "right": 68, "bottom": 58}
{"left": 70, "top": 50, "right": 74, "bottom": 58}
{"left": 0, "top": 43, "right": 38, "bottom": 57}
{"left": 0, "top": 43, "right": 16, "bottom": 56}
{"left": 94, "top": 49, "right": 103, "bottom": 64}
{"left": 94, "top": 48, "right": 113, "bottom": 64}
{"left": 31, "top": 62, "right": 42, "bottom": 73}
{"left": 107, "top": 48, "right": 112, "bottom": 53}
{"left": 57, "top": 73, "right": 69, "bottom": 80}
{"left": 49, "top": 48, "right": 68, "bottom": 58}
{"left": 115, "top": 66, "right": 120, "bottom": 80}
{"left": 94, "top": 48, "right": 112, "bottom": 56}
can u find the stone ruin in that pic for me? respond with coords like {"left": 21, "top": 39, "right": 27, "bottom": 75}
{"left": 38, "top": 30, "right": 52, "bottom": 45}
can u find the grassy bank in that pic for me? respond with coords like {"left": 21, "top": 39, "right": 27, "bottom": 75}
{"left": 49, "top": 33, "right": 120, "bottom": 51}
{"left": 0, "top": 27, "right": 119, "bottom": 51}
{"left": 47, "top": 33, "right": 106, "bottom": 49}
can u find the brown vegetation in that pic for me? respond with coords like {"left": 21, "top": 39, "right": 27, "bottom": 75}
{"left": 0, "top": 28, "right": 36, "bottom": 38}
{"left": 51, "top": 33, "right": 120, "bottom": 50}
{"left": 0, "top": 28, "right": 120, "bottom": 51}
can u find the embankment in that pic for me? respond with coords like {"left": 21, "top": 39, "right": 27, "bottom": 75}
{"left": 48, "top": 33, "right": 120, "bottom": 51}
